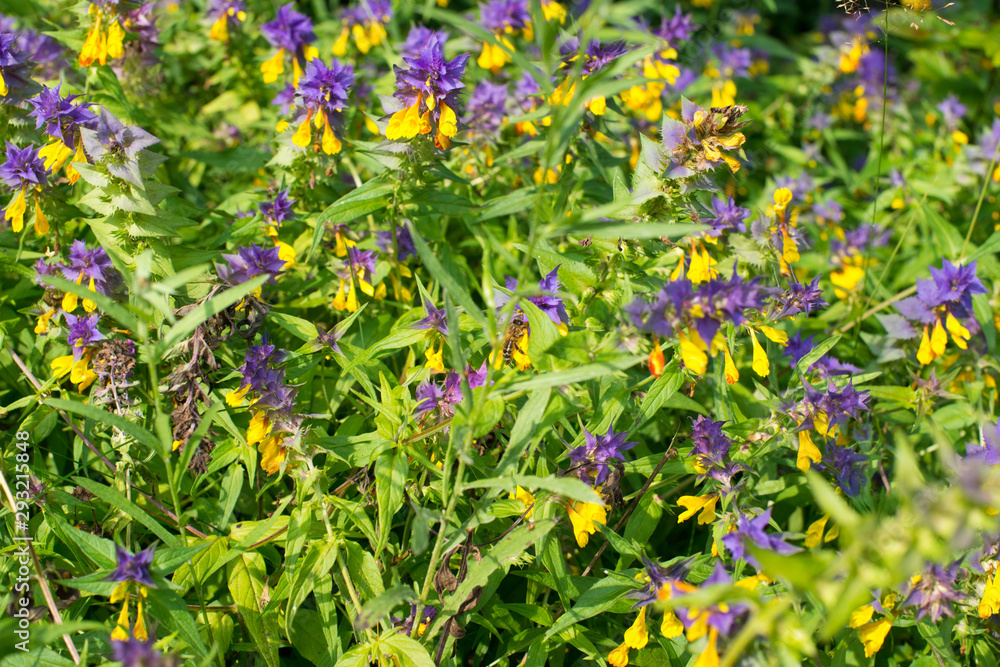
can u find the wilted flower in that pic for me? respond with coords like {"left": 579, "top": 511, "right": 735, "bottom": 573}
{"left": 659, "top": 99, "right": 749, "bottom": 176}
{"left": 260, "top": 3, "right": 318, "bottom": 84}
{"left": 385, "top": 35, "right": 469, "bottom": 149}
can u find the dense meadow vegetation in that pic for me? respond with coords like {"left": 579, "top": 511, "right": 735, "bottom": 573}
{"left": 3, "top": 0, "right": 1000, "bottom": 665}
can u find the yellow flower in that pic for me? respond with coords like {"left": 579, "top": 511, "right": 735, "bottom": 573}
{"left": 804, "top": 516, "right": 828, "bottom": 548}
{"left": 608, "top": 642, "right": 629, "bottom": 667}
{"left": 758, "top": 325, "right": 787, "bottom": 346}
{"left": 660, "top": 610, "right": 684, "bottom": 638}
{"left": 541, "top": 0, "right": 566, "bottom": 23}
{"left": 5, "top": 187, "right": 27, "bottom": 233}
{"left": 980, "top": 570, "right": 1000, "bottom": 618}
{"left": 509, "top": 486, "right": 535, "bottom": 518}
{"left": 623, "top": 606, "right": 648, "bottom": 649}
{"left": 259, "top": 434, "right": 286, "bottom": 475}
{"left": 849, "top": 604, "right": 875, "bottom": 628}
{"left": 477, "top": 39, "right": 510, "bottom": 74}
{"left": 247, "top": 410, "right": 272, "bottom": 448}
{"left": 693, "top": 628, "right": 719, "bottom": 667}
{"left": 567, "top": 500, "right": 607, "bottom": 547}
{"left": 111, "top": 597, "right": 130, "bottom": 641}
{"left": 857, "top": 617, "right": 892, "bottom": 658}
{"left": 678, "top": 330, "right": 708, "bottom": 376}
{"left": 773, "top": 187, "right": 793, "bottom": 211}
{"left": 226, "top": 384, "right": 250, "bottom": 407}
{"left": 796, "top": 430, "right": 822, "bottom": 472}
{"left": 677, "top": 495, "right": 718, "bottom": 525}
{"left": 945, "top": 312, "right": 971, "bottom": 349}
{"left": 723, "top": 348, "right": 739, "bottom": 385}
{"left": 425, "top": 341, "right": 445, "bottom": 373}
{"left": 749, "top": 328, "right": 768, "bottom": 378}
{"left": 261, "top": 49, "right": 286, "bottom": 83}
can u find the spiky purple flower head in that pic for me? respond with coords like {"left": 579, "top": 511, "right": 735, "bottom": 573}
{"left": 65, "top": 312, "right": 105, "bottom": 357}
{"left": 802, "top": 379, "right": 870, "bottom": 431}
{"left": 414, "top": 301, "right": 449, "bottom": 336}
{"left": 583, "top": 40, "right": 629, "bottom": 75}
{"left": 108, "top": 544, "right": 157, "bottom": 587}
{"left": 900, "top": 561, "right": 965, "bottom": 623}
{"left": 702, "top": 196, "right": 749, "bottom": 236}
{"left": 654, "top": 6, "right": 695, "bottom": 44}
{"left": 261, "top": 3, "right": 315, "bottom": 54}
{"left": 401, "top": 25, "right": 449, "bottom": 59}
{"left": 495, "top": 267, "right": 570, "bottom": 327}
{"left": 480, "top": 0, "right": 531, "bottom": 33}
{"left": 673, "top": 562, "right": 749, "bottom": 637}
{"left": 464, "top": 81, "right": 507, "bottom": 138}
{"left": 0, "top": 32, "right": 34, "bottom": 105}
{"left": 27, "top": 85, "right": 96, "bottom": 147}
{"left": 296, "top": 58, "right": 354, "bottom": 121}
{"left": 216, "top": 245, "right": 285, "bottom": 286}
{"left": 111, "top": 637, "right": 169, "bottom": 667}
{"left": 567, "top": 426, "right": 637, "bottom": 485}
{"left": 79, "top": 108, "right": 160, "bottom": 188}
{"left": 0, "top": 142, "right": 47, "bottom": 190}
{"left": 773, "top": 275, "right": 827, "bottom": 319}
{"left": 375, "top": 224, "right": 416, "bottom": 262}
{"left": 721, "top": 508, "right": 800, "bottom": 567}
{"left": 62, "top": 240, "right": 122, "bottom": 296}
{"left": 816, "top": 443, "right": 867, "bottom": 497}
{"left": 259, "top": 189, "right": 295, "bottom": 226}
{"left": 392, "top": 35, "right": 469, "bottom": 121}
{"left": 344, "top": 0, "right": 393, "bottom": 26}
{"left": 415, "top": 363, "right": 488, "bottom": 418}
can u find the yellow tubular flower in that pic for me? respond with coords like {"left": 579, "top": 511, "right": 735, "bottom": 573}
{"left": 5, "top": 187, "right": 27, "bottom": 233}
{"left": 916, "top": 325, "right": 935, "bottom": 365}
{"left": 804, "top": 516, "right": 828, "bottom": 548}
{"left": 541, "top": 0, "right": 566, "bottom": 23}
{"left": 945, "top": 312, "right": 971, "bottom": 349}
{"left": 797, "top": 430, "right": 822, "bottom": 472}
{"left": 111, "top": 597, "right": 130, "bottom": 641}
{"left": 34, "top": 195, "right": 49, "bottom": 235}
{"left": 749, "top": 328, "right": 768, "bottom": 377}
{"left": 106, "top": 20, "right": 125, "bottom": 59}
{"left": 321, "top": 116, "right": 342, "bottom": 155}
{"left": 930, "top": 317, "right": 947, "bottom": 356}
{"left": 849, "top": 604, "right": 875, "bottom": 628}
{"left": 608, "top": 642, "right": 629, "bottom": 667}
{"left": 693, "top": 628, "right": 720, "bottom": 667}
{"left": 425, "top": 341, "right": 445, "bottom": 372}
{"left": 857, "top": 618, "right": 892, "bottom": 658}
{"left": 567, "top": 500, "right": 607, "bottom": 547}
{"left": 724, "top": 348, "right": 739, "bottom": 385}
{"left": 677, "top": 495, "right": 718, "bottom": 525}
{"left": 623, "top": 606, "right": 648, "bottom": 649}
{"left": 660, "top": 610, "right": 684, "bottom": 638}
{"left": 758, "top": 325, "right": 787, "bottom": 346}
{"left": 292, "top": 110, "right": 313, "bottom": 147}
{"left": 980, "top": 570, "right": 1000, "bottom": 618}
{"left": 261, "top": 49, "right": 285, "bottom": 83}
{"left": 133, "top": 596, "right": 148, "bottom": 641}
{"left": 39, "top": 140, "right": 73, "bottom": 172}
{"left": 678, "top": 330, "right": 708, "bottom": 375}
{"left": 509, "top": 486, "right": 535, "bottom": 518}
{"left": 259, "top": 434, "right": 286, "bottom": 475}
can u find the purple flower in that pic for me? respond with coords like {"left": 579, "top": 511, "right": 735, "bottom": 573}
{"left": 108, "top": 544, "right": 157, "bottom": 587}
{"left": 343, "top": 0, "right": 393, "bottom": 26}
{"left": 654, "top": 6, "right": 695, "bottom": 44}
{"left": 61, "top": 240, "right": 121, "bottom": 297}
{"left": 688, "top": 415, "right": 747, "bottom": 489}
{"left": 261, "top": 3, "right": 315, "bottom": 54}
{"left": 79, "top": 108, "right": 160, "bottom": 189}
{"left": 401, "top": 25, "right": 448, "bottom": 58}
{"left": 464, "top": 81, "right": 507, "bottom": 138}
{"left": 673, "top": 563, "right": 749, "bottom": 637}
{"left": 567, "top": 426, "right": 637, "bottom": 485}
{"left": 712, "top": 44, "right": 752, "bottom": 78}
{"left": 342, "top": 247, "right": 378, "bottom": 281}
{"left": 296, "top": 58, "right": 354, "bottom": 122}
{"left": 392, "top": 603, "right": 436, "bottom": 635}
{"left": 783, "top": 333, "right": 858, "bottom": 376}
{"left": 375, "top": 224, "right": 416, "bottom": 262}
{"left": 962, "top": 419, "right": 1000, "bottom": 466}
{"left": 388, "top": 34, "right": 469, "bottom": 143}
{"left": 480, "top": 0, "right": 531, "bottom": 33}
{"left": 259, "top": 189, "right": 295, "bottom": 226}
{"left": 415, "top": 363, "right": 488, "bottom": 418}
{"left": 495, "top": 267, "right": 570, "bottom": 328}
{"left": 813, "top": 200, "right": 843, "bottom": 224}
{"left": 923, "top": 259, "right": 986, "bottom": 318}
{"left": 216, "top": 245, "right": 286, "bottom": 285}
{"left": 272, "top": 83, "right": 297, "bottom": 113}
{"left": 27, "top": 85, "right": 96, "bottom": 147}
{"left": 816, "top": 444, "right": 866, "bottom": 497}
{"left": 900, "top": 561, "right": 965, "bottom": 622}
{"left": 801, "top": 380, "right": 870, "bottom": 432}
{"left": 583, "top": 40, "right": 629, "bottom": 75}
{"left": 773, "top": 276, "right": 827, "bottom": 319}
{"left": 110, "top": 637, "right": 169, "bottom": 667}
{"left": 936, "top": 96, "right": 966, "bottom": 129}
{"left": 65, "top": 312, "right": 105, "bottom": 357}
{"left": 0, "top": 33, "right": 34, "bottom": 105}
{"left": 415, "top": 302, "right": 449, "bottom": 336}
{"left": 701, "top": 196, "right": 749, "bottom": 236}
{"left": 0, "top": 142, "right": 47, "bottom": 190}
{"left": 721, "top": 508, "right": 800, "bottom": 567}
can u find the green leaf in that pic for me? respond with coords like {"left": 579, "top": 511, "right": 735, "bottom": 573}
{"left": 354, "top": 585, "right": 418, "bottom": 632}
{"left": 39, "top": 274, "right": 138, "bottom": 330}
{"left": 410, "top": 229, "right": 487, "bottom": 328}
{"left": 794, "top": 335, "right": 842, "bottom": 378}
{"left": 380, "top": 632, "right": 436, "bottom": 667}
{"left": 375, "top": 448, "right": 408, "bottom": 556}
{"left": 505, "top": 355, "right": 644, "bottom": 393}
{"left": 146, "top": 584, "right": 211, "bottom": 658}
{"left": 312, "top": 179, "right": 395, "bottom": 259}
{"left": 542, "top": 576, "right": 642, "bottom": 641}
{"left": 47, "top": 397, "right": 163, "bottom": 453}
{"left": 463, "top": 474, "right": 602, "bottom": 505}
{"left": 229, "top": 552, "right": 280, "bottom": 667}
{"left": 71, "top": 477, "right": 180, "bottom": 548}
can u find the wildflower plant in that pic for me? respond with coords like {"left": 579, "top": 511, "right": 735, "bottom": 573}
{"left": 3, "top": 2, "right": 1000, "bottom": 667}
